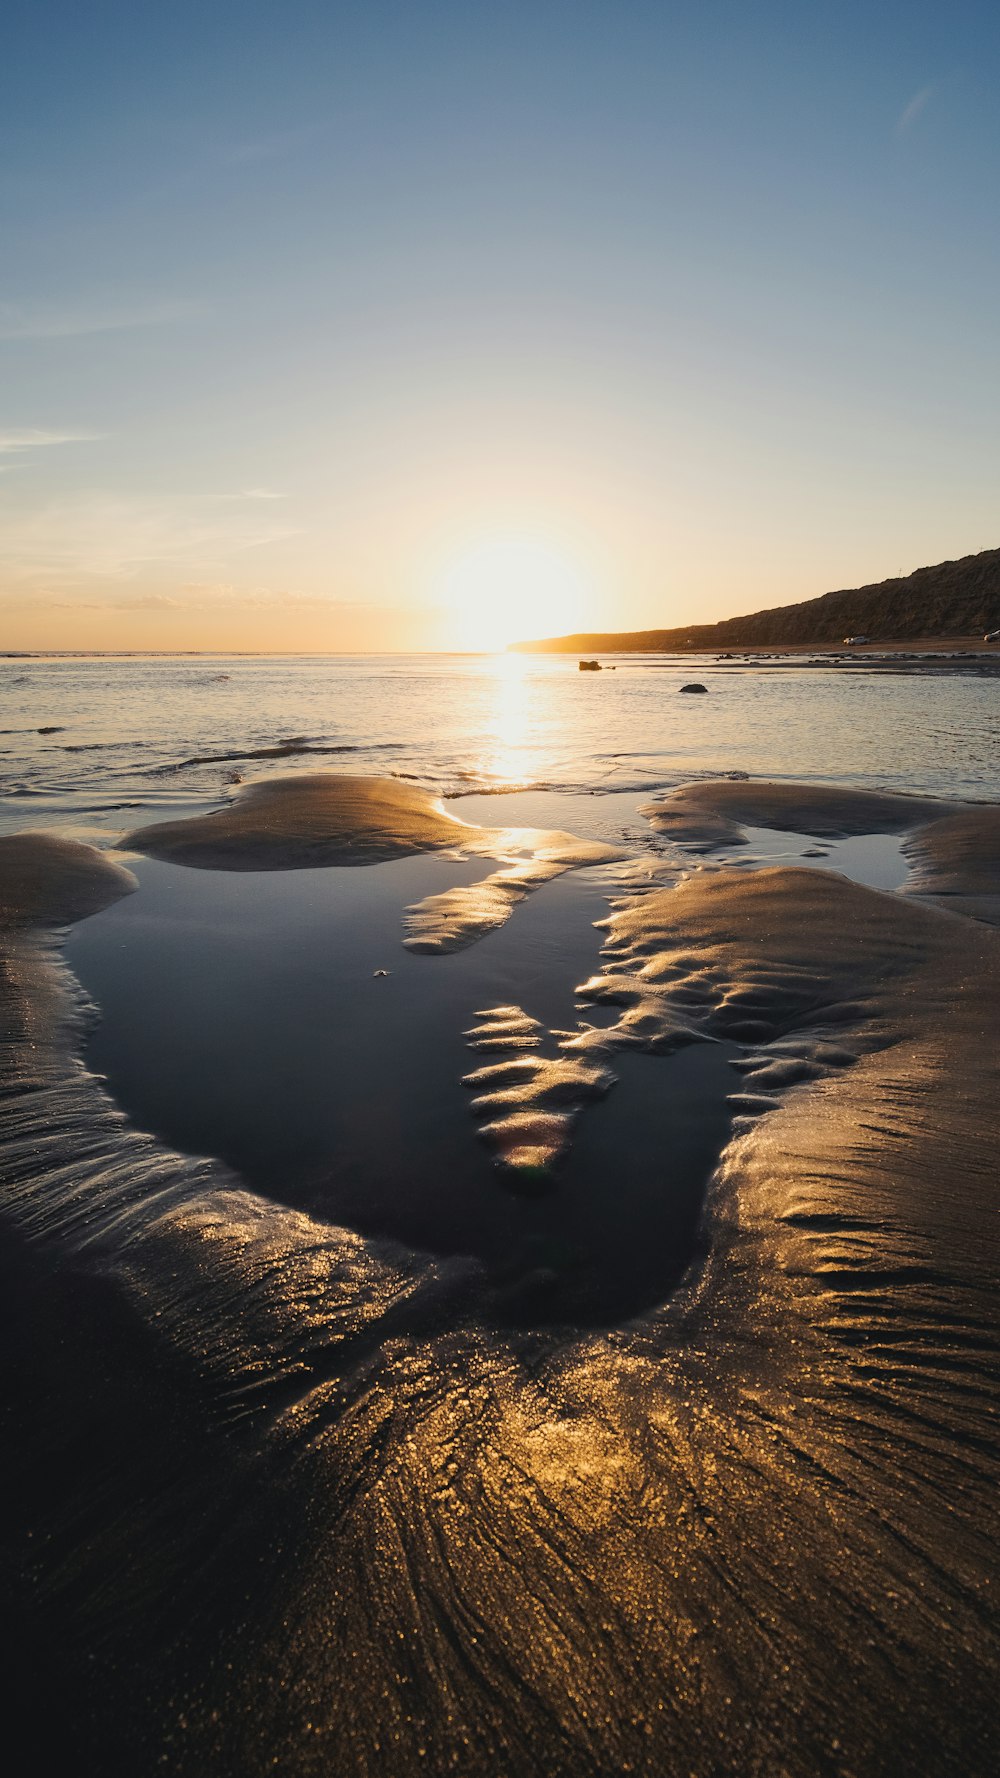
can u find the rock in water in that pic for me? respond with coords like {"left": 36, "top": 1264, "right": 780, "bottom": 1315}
{"left": 679, "top": 682, "right": 708, "bottom": 693}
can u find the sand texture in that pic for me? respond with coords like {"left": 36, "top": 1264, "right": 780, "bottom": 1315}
{"left": 123, "top": 774, "right": 619, "bottom": 953}
{"left": 404, "top": 830, "right": 619, "bottom": 953}
{"left": 0, "top": 835, "right": 137, "bottom": 1098}
{"left": 463, "top": 1013, "right": 615, "bottom": 1168}
{"left": 0, "top": 830, "right": 137, "bottom": 928}
{"left": 2, "top": 795, "right": 999, "bottom": 1775}
{"left": 641, "top": 776, "right": 957, "bottom": 849}
{"left": 903, "top": 804, "right": 1000, "bottom": 924}
{"left": 121, "top": 772, "right": 479, "bottom": 868}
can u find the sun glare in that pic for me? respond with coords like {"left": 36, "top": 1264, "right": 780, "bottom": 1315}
{"left": 435, "top": 536, "right": 592, "bottom": 651}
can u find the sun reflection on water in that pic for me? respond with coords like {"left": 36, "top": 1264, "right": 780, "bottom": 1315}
{"left": 473, "top": 653, "right": 551, "bottom": 789}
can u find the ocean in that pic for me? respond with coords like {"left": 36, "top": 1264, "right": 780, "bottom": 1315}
{"left": 3, "top": 650, "right": 999, "bottom": 837}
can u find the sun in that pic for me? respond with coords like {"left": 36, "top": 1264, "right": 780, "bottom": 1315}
{"left": 434, "top": 535, "right": 592, "bottom": 651}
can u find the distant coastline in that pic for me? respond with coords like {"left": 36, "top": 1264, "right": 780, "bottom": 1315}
{"left": 511, "top": 545, "right": 1000, "bottom": 653}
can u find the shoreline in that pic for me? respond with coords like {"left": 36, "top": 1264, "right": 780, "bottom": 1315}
{"left": 709, "top": 633, "right": 1000, "bottom": 652}
{"left": 521, "top": 634, "right": 1000, "bottom": 664}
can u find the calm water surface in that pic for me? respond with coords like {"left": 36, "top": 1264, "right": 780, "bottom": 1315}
{"left": 2, "top": 651, "right": 998, "bottom": 835}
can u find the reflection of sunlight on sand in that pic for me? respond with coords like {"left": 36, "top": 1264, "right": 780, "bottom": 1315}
{"left": 405, "top": 822, "right": 621, "bottom": 955}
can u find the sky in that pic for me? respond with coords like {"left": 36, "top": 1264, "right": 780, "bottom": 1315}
{"left": 2, "top": 0, "right": 999, "bottom": 651}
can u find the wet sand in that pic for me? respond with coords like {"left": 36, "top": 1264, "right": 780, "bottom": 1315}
{"left": 640, "top": 776, "right": 958, "bottom": 848}
{"left": 2, "top": 773, "right": 999, "bottom": 1775}
{"left": 124, "top": 773, "right": 620, "bottom": 958}
{"left": 121, "top": 771, "right": 480, "bottom": 867}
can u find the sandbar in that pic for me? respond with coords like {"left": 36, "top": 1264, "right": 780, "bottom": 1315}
{"left": 640, "top": 777, "right": 957, "bottom": 848}
{"left": 120, "top": 772, "right": 479, "bottom": 868}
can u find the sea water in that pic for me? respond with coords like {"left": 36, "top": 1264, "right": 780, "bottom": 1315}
{"left": 2, "top": 650, "right": 999, "bottom": 836}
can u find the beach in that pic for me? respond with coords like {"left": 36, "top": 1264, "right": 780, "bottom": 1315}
{"left": 1, "top": 652, "right": 999, "bottom": 1775}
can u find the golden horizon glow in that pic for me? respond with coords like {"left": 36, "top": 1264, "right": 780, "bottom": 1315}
{"left": 432, "top": 536, "right": 594, "bottom": 652}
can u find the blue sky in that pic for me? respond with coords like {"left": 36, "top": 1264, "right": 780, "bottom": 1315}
{"left": 2, "top": 1, "right": 998, "bottom": 648}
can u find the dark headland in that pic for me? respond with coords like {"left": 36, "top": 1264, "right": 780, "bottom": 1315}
{"left": 511, "top": 545, "right": 1000, "bottom": 652}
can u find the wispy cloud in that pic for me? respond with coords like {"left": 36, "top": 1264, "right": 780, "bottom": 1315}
{"left": 5, "top": 583, "right": 338, "bottom": 615}
{"left": 27, "top": 592, "right": 184, "bottom": 612}
{"left": 217, "top": 487, "right": 288, "bottom": 502}
{"left": 895, "top": 86, "right": 934, "bottom": 136}
{"left": 0, "top": 490, "right": 300, "bottom": 583}
{"left": 0, "top": 298, "right": 203, "bottom": 341}
{"left": 178, "top": 582, "right": 336, "bottom": 609}
{"left": 0, "top": 428, "right": 102, "bottom": 456}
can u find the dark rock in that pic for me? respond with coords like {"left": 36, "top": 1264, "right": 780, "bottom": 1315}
{"left": 679, "top": 683, "right": 708, "bottom": 694}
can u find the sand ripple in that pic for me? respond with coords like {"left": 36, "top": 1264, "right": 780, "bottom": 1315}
{"left": 2, "top": 807, "right": 1000, "bottom": 1775}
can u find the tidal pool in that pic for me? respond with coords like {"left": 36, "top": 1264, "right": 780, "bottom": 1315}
{"left": 67, "top": 851, "right": 737, "bottom": 1328}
